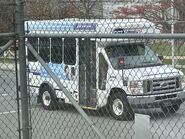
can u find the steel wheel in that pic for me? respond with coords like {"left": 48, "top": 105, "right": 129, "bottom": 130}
{"left": 40, "top": 85, "right": 58, "bottom": 110}
{"left": 42, "top": 91, "right": 51, "bottom": 106}
{"left": 112, "top": 98, "right": 124, "bottom": 116}
{"left": 108, "top": 92, "right": 134, "bottom": 121}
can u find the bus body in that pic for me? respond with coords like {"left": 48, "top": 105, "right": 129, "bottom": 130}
{"left": 26, "top": 19, "right": 185, "bottom": 120}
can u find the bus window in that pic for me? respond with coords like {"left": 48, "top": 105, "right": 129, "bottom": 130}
{"left": 39, "top": 38, "right": 50, "bottom": 63}
{"left": 98, "top": 53, "right": 108, "bottom": 90}
{"left": 28, "top": 38, "right": 38, "bottom": 62}
{"left": 64, "top": 38, "right": 76, "bottom": 65}
{"left": 51, "top": 38, "right": 63, "bottom": 64}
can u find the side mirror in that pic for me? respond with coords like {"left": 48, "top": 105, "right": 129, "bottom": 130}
{"left": 118, "top": 58, "right": 125, "bottom": 65}
{"left": 118, "top": 57, "right": 125, "bottom": 68}
{"left": 158, "top": 56, "right": 164, "bottom": 62}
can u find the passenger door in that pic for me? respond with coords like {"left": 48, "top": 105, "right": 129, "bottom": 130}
{"left": 79, "top": 38, "right": 97, "bottom": 107}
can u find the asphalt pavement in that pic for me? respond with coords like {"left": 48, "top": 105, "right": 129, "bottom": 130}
{"left": 0, "top": 70, "right": 185, "bottom": 139}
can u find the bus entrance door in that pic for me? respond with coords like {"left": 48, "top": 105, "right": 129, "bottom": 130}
{"left": 79, "top": 39, "right": 97, "bottom": 108}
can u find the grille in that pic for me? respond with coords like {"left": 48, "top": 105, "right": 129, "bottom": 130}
{"left": 144, "top": 77, "right": 181, "bottom": 94}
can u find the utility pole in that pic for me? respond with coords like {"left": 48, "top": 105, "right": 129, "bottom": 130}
{"left": 171, "top": 0, "right": 175, "bottom": 67}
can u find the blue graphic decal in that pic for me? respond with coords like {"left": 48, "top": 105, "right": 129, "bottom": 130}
{"left": 40, "top": 63, "right": 73, "bottom": 80}
{"left": 74, "top": 23, "right": 96, "bottom": 31}
{"left": 113, "top": 28, "right": 139, "bottom": 34}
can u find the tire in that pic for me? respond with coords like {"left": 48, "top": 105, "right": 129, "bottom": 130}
{"left": 40, "top": 85, "right": 58, "bottom": 110}
{"left": 108, "top": 92, "right": 134, "bottom": 121}
{"left": 161, "top": 104, "right": 180, "bottom": 115}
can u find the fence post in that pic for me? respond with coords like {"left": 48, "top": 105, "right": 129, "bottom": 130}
{"left": 16, "top": 0, "right": 31, "bottom": 139}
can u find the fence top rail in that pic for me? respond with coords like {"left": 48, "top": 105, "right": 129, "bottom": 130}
{"left": 0, "top": 32, "right": 16, "bottom": 37}
{"left": 26, "top": 33, "right": 185, "bottom": 39}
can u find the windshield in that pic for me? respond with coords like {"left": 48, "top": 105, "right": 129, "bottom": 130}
{"left": 105, "top": 43, "right": 162, "bottom": 69}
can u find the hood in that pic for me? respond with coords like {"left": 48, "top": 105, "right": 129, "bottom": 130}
{"left": 122, "top": 65, "right": 183, "bottom": 81}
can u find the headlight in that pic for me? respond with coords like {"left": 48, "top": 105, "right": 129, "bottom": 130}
{"left": 180, "top": 76, "right": 185, "bottom": 89}
{"left": 130, "top": 81, "right": 143, "bottom": 94}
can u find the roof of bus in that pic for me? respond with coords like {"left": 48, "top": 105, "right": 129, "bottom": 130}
{"left": 25, "top": 18, "right": 160, "bottom": 34}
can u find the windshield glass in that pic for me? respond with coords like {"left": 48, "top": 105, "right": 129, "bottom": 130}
{"left": 105, "top": 43, "right": 162, "bottom": 69}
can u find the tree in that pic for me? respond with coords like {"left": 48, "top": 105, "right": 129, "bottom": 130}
{"left": 113, "top": 0, "right": 185, "bottom": 33}
{"left": 68, "top": 0, "right": 103, "bottom": 18}
{"left": 25, "top": 0, "right": 103, "bottom": 20}
{"left": 49, "top": 0, "right": 80, "bottom": 19}
{"left": 25, "top": 0, "right": 53, "bottom": 20}
{"left": 0, "top": 0, "right": 15, "bottom": 32}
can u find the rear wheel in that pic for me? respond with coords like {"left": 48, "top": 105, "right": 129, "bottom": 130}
{"left": 40, "top": 85, "right": 58, "bottom": 110}
{"left": 108, "top": 92, "right": 134, "bottom": 121}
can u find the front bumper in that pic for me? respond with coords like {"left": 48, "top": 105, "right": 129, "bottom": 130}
{"left": 127, "top": 90, "right": 185, "bottom": 109}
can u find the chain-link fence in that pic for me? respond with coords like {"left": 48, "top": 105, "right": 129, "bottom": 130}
{"left": 0, "top": 39, "right": 19, "bottom": 139}
{"left": 1, "top": 0, "right": 185, "bottom": 139}
{"left": 0, "top": 0, "right": 20, "bottom": 139}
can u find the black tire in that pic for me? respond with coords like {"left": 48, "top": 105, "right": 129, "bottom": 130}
{"left": 161, "top": 104, "right": 180, "bottom": 115}
{"left": 108, "top": 92, "right": 134, "bottom": 121}
{"left": 40, "top": 85, "right": 58, "bottom": 110}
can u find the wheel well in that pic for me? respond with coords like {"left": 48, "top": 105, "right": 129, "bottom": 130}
{"left": 108, "top": 88, "right": 126, "bottom": 103}
{"left": 39, "top": 82, "right": 55, "bottom": 97}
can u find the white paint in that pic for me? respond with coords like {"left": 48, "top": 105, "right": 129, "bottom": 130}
{"left": 0, "top": 110, "right": 17, "bottom": 115}
{"left": 1, "top": 94, "right": 8, "bottom": 97}
{"left": 0, "top": 108, "right": 35, "bottom": 116}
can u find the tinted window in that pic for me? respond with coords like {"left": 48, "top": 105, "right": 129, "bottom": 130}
{"left": 28, "top": 38, "right": 38, "bottom": 62}
{"left": 98, "top": 53, "right": 108, "bottom": 90}
{"left": 106, "top": 43, "right": 145, "bottom": 58}
{"left": 51, "top": 38, "right": 63, "bottom": 64}
{"left": 64, "top": 38, "right": 76, "bottom": 65}
{"left": 105, "top": 43, "right": 161, "bottom": 69}
{"left": 39, "top": 38, "right": 50, "bottom": 63}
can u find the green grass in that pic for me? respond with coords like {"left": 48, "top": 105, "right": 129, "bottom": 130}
{"left": 177, "top": 59, "right": 185, "bottom": 65}
{"left": 163, "top": 59, "right": 172, "bottom": 65}
{"left": 150, "top": 42, "right": 185, "bottom": 56}
{"left": 149, "top": 42, "right": 185, "bottom": 73}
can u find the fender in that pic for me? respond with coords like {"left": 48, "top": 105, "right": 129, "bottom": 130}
{"left": 108, "top": 88, "right": 127, "bottom": 103}
{"left": 38, "top": 81, "right": 57, "bottom": 102}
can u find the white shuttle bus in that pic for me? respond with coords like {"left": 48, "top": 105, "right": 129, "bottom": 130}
{"left": 26, "top": 19, "right": 185, "bottom": 120}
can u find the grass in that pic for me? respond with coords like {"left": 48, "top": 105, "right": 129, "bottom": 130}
{"left": 149, "top": 41, "right": 185, "bottom": 73}
{"left": 162, "top": 58, "right": 185, "bottom": 74}
{"left": 150, "top": 41, "right": 185, "bottom": 56}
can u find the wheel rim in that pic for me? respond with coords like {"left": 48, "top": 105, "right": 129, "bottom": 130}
{"left": 112, "top": 98, "right": 124, "bottom": 116}
{"left": 42, "top": 91, "right": 51, "bottom": 106}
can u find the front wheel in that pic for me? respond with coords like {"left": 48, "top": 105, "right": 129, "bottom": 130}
{"left": 40, "top": 85, "right": 58, "bottom": 110}
{"left": 108, "top": 93, "right": 134, "bottom": 121}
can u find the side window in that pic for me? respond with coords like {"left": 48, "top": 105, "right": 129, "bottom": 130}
{"left": 39, "top": 38, "right": 50, "bottom": 63}
{"left": 51, "top": 38, "right": 63, "bottom": 64}
{"left": 137, "top": 44, "right": 145, "bottom": 55}
{"left": 64, "top": 38, "right": 76, "bottom": 65}
{"left": 98, "top": 53, "right": 108, "bottom": 90}
{"left": 28, "top": 38, "right": 38, "bottom": 62}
